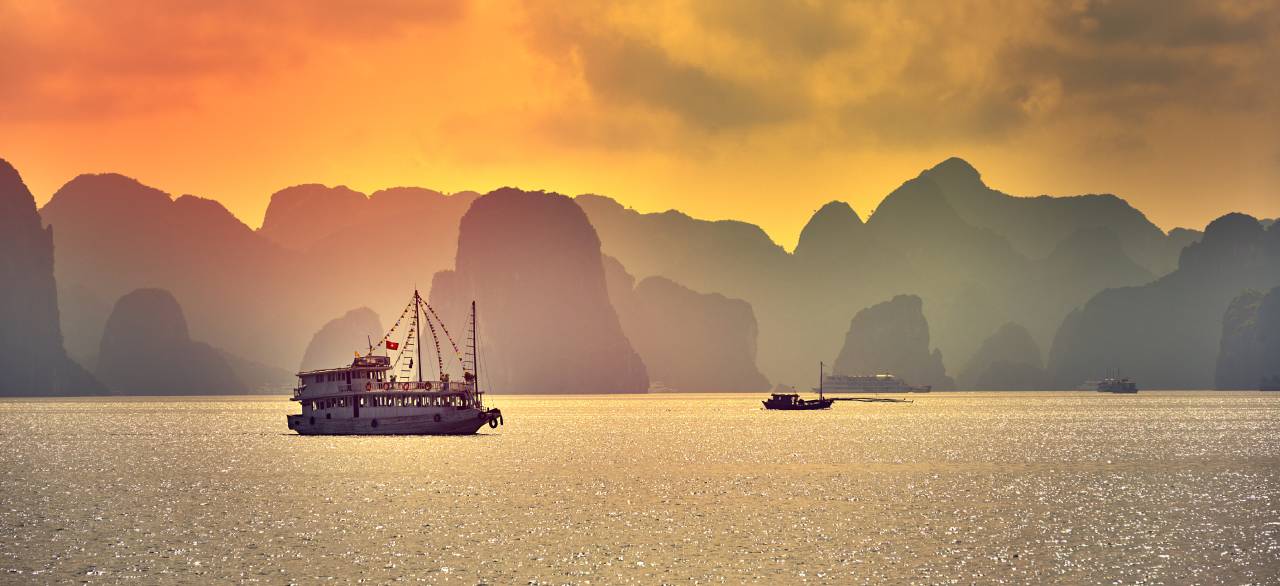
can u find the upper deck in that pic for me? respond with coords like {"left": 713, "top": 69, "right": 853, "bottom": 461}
{"left": 292, "top": 354, "right": 475, "bottom": 400}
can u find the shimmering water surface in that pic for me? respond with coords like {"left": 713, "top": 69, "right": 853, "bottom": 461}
{"left": 1, "top": 392, "right": 1278, "bottom": 583}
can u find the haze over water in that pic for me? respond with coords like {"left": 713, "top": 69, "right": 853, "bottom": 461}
{"left": 2, "top": 392, "right": 1278, "bottom": 583}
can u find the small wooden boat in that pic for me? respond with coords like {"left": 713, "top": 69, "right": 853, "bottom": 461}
{"left": 763, "top": 361, "right": 834, "bottom": 410}
{"left": 762, "top": 392, "right": 834, "bottom": 410}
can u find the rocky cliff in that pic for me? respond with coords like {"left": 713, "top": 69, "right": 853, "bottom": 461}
{"left": 0, "top": 158, "right": 102, "bottom": 395}
{"left": 96, "top": 288, "right": 247, "bottom": 394}
{"left": 430, "top": 188, "right": 648, "bottom": 393}
{"left": 958, "top": 322, "right": 1048, "bottom": 390}
{"left": 604, "top": 257, "right": 769, "bottom": 392}
{"left": 1049, "top": 214, "right": 1280, "bottom": 389}
{"left": 833, "top": 295, "right": 953, "bottom": 389}
{"left": 1215, "top": 287, "right": 1280, "bottom": 389}
{"left": 300, "top": 308, "right": 385, "bottom": 372}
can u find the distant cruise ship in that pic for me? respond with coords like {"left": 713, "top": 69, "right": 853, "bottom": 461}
{"left": 819, "top": 373, "right": 931, "bottom": 393}
{"left": 1096, "top": 376, "right": 1138, "bottom": 393}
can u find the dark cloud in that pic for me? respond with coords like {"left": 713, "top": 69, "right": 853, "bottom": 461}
{"left": 576, "top": 34, "right": 799, "bottom": 131}
{"left": 1052, "top": 0, "right": 1272, "bottom": 46}
{"left": 693, "top": 0, "right": 859, "bottom": 59}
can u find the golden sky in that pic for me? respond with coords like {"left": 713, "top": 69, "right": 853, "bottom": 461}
{"left": 2, "top": 0, "right": 1277, "bottom": 248}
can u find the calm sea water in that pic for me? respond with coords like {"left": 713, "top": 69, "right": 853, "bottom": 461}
{"left": 1, "top": 392, "right": 1278, "bottom": 583}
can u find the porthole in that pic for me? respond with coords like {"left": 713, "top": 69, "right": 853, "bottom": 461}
{"left": 309, "top": 416, "right": 315, "bottom": 425}
{"left": 371, "top": 419, "right": 379, "bottom": 428}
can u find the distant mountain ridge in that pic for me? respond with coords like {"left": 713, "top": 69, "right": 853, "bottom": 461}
{"left": 1049, "top": 213, "right": 1280, "bottom": 388}
{"left": 18, "top": 155, "right": 1238, "bottom": 394}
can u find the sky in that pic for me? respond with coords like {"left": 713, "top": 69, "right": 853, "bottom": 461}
{"left": 1, "top": 0, "right": 1277, "bottom": 249}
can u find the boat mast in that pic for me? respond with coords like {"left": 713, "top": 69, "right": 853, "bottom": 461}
{"left": 471, "top": 300, "right": 482, "bottom": 408}
{"left": 819, "top": 361, "right": 824, "bottom": 400}
{"left": 414, "top": 290, "right": 424, "bottom": 383}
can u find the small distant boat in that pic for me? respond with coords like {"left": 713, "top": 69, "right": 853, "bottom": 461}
{"left": 763, "top": 363, "right": 834, "bottom": 410}
{"left": 286, "top": 290, "right": 503, "bottom": 435}
{"left": 819, "top": 373, "right": 931, "bottom": 393}
{"left": 1096, "top": 375, "right": 1138, "bottom": 393}
{"left": 762, "top": 392, "right": 834, "bottom": 410}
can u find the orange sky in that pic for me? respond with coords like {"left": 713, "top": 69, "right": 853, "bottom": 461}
{"left": 2, "top": 0, "right": 1277, "bottom": 249}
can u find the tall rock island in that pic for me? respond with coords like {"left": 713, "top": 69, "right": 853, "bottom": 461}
{"left": 1049, "top": 214, "right": 1280, "bottom": 389}
{"left": 1215, "top": 287, "right": 1280, "bottom": 389}
{"left": 605, "top": 257, "right": 769, "bottom": 392}
{"left": 96, "top": 288, "right": 247, "bottom": 394}
{"left": 430, "top": 188, "right": 648, "bottom": 393}
{"left": 0, "top": 158, "right": 102, "bottom": 395}
{"left": 300, "top": 308, "right": 385, "bottom": 372}
{"left": 957, "top": 322, "right": 1048, "bottom": 390}
{"left": 833, "top": 295, "right": 954, "bottom": 389}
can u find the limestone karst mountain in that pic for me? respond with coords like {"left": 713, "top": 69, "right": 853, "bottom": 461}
{"left": 19, "top": 155, "right": 1245, "bottom": 394}
{"left": 604, "top": 257, "right": 769, "bottom": 392}
{"left": 258, "top": 184, "right": 478, "bottom": 348}
{"left": 1001, "top": 226, "right": 1155, "bottom": 347}
{"left": 918, "top": 157, "right": 1189, "bottom": 275}
{"left": 39, "top": 175, "right": 474, "bottom": 379}
{"left": 793, "top": 201, "right": 866, "bottom": 260}
{"left": 1049, "top": 214, "right": 1280, "bottom": 389}
{"left": 300, "top": 308, "right": 385, "bottom": 372}
{"left": 1214, "top": 287, "right": 1280, "bottom": 389}
{"left": 38, "top": 173, "right": 298, "bottom": 366}
{"left": 832, "top": 295, "right": 954, "bottom": 389}
{"left": 0, "top": 158, "right": 102, "bottom": 395}
{"left": 957, "top": 322, "right": 1048, "bottom": 390}
{"left": 96, "top": 288, "right": 247, "bottom": 394}
{"left": 430, "top": 188, "right": 648, "bottom": 393}
{"left": 580, "top": 158, "right": 1174, "bottom": 384}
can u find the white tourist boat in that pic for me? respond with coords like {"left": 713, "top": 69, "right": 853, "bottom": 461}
{"left": 818, "top": 373, "right": 931, "bottom": 393}
{"left": 287, "top": 291, "right": 502, "bottom": 435}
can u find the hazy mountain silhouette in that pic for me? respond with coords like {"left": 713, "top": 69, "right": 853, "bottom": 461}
{"left": 300, "top": 307, "right": 384, "bottom": 372}
{"left": 832, "top": 294, "right": 953, "bottom": 389}
{"left": 576, "top": 158, "right": 1182, "bottom": 385}
{"left": 38, "top": 173, "right": 299, "bottom": 369}
{"left": 430, "top": 188, "right": 648, "bottom": 393}
{"left": 581, "top": 191, "right": 870, "bottom": 383}
{"left": 604, "top": 256, "right": 769, "bottom": 392}
{"left": 920, "top": 157, "right": 1189, "bottom": 275}
{"left": 957, "top": 322, "right": 1048, "bottom": 390}
{"left": 1049, "top": 214, "right": 1280, "bottom": 389}
{"left": 18, "top": 155, "right": 1245, "bottom": 394}
{"left": 1215, "top": 287, "right": 1280, "bottom": 389}
{"left": 1002, "top": 226, "right": 1155, "bottom": 347}
{"left": 96, "top": 288, "right": 247, "bottom": 395}
{"left": 39, "top": 175, "right": 472, "bottom": 381}
{"left": 258, "top": 184, "right": 478, "bottom": 346}
{"left": 0, "top": 158, "right": 102, "bottom": 395}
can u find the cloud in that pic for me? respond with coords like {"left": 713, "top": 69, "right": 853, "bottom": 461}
{"left": 0, "top": 0, "right": 465, "bottom": 120}
{"left": 516, "top": 0, "right": 1279, "bottom": 152}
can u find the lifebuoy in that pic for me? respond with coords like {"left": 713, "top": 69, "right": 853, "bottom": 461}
{"left": 365, "top": 382, "right": 372, "bottom": 391}
{"left": 401, "top": 382, "right": 410, "bottom": 391}
{"left": 488, "top": 417, "right": 498, "bottom": 429}
{"left": 424, "top": 382, "right": 432, "bottom": 390}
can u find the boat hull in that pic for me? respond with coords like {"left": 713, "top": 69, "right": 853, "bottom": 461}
{"left": 287, "top": 410, "right": 500, "bottom": 435}
{"left": 762, "top": 399, "right": 834, "bottom": 410}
